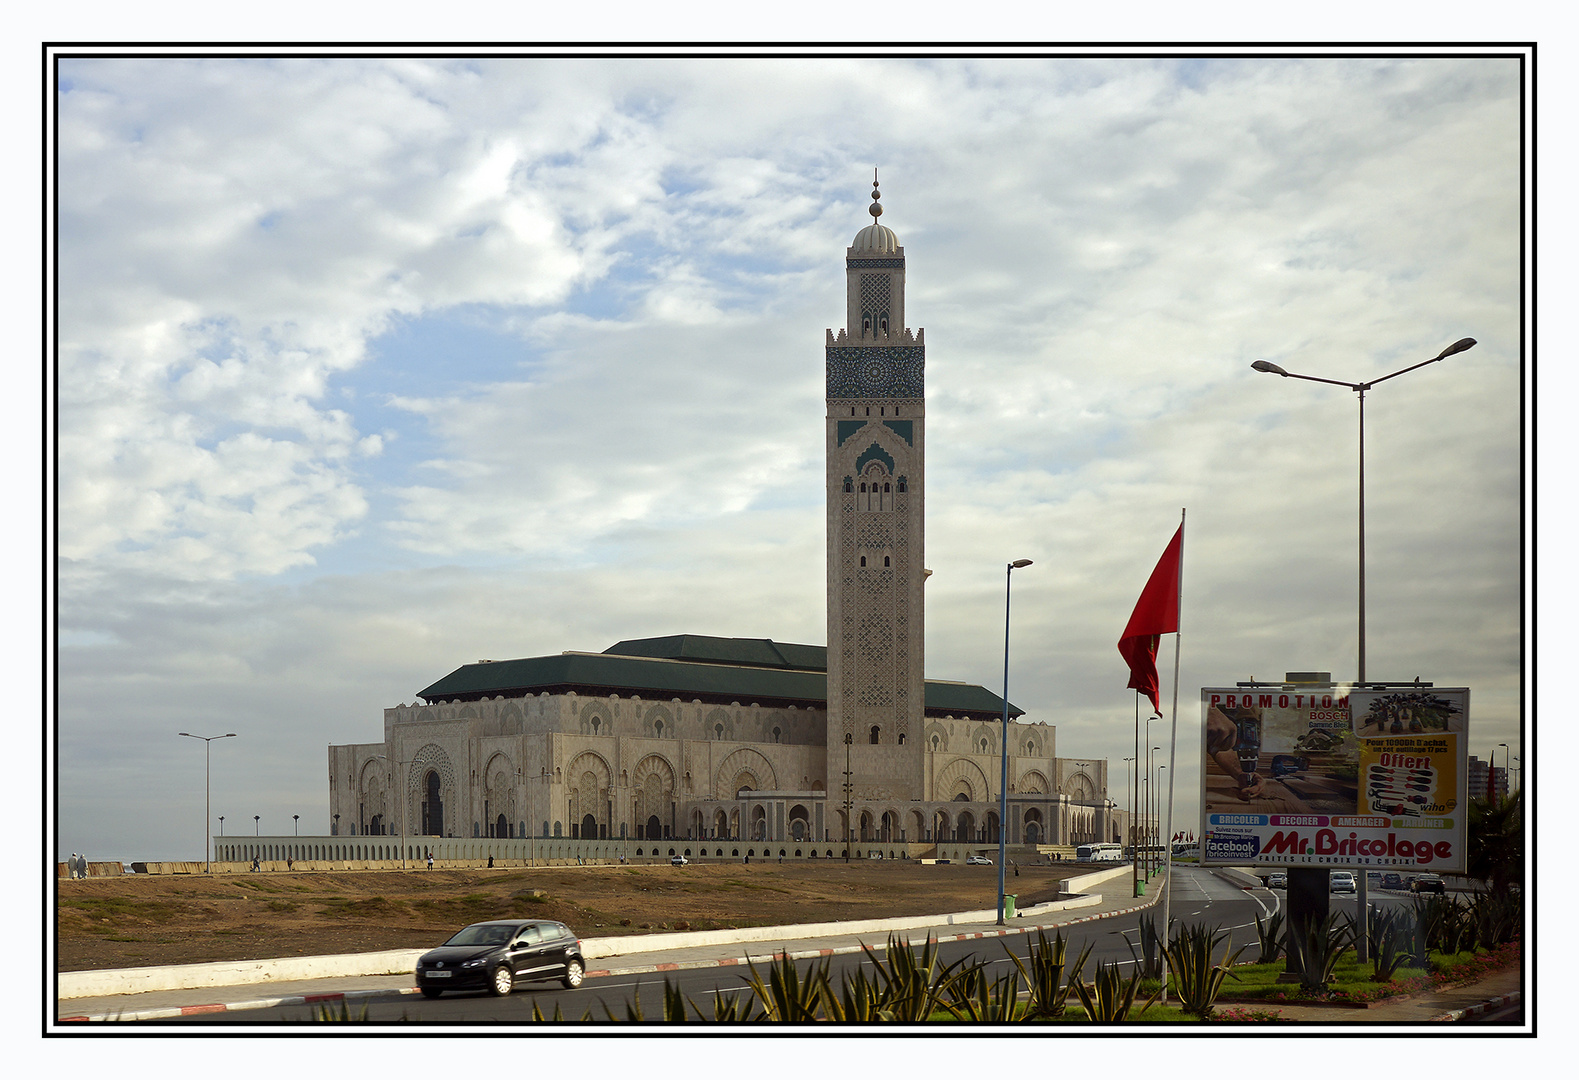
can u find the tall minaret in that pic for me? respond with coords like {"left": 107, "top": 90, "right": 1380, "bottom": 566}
{"left": 826, "top": 172, "right": 926, "bottom": 809}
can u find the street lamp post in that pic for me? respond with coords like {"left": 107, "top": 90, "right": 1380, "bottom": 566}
{"left": 293, "top": 814, "right": 299, "bottom": 836}
{"left": 254, "top": 815, "right": 260, "bottom": 835}
{"left": 218, "top": 816, "right": 225, "bottom": 835}
{"left": 998, "top": 558, "right": 1033, "bottom": 926}
{"left": 178, "top": 732, "right": 236, "bottom": 874}
{"left": 843, "top": 733, "right": 853, "bottom": 862}
{"left": 1122, "top": 755, "right": 1136, "bottom": 896}
{"left": 374, "top": 755, "right": 411, "bottom": 869}
{"left": 1151, "top": 746, "right": 1162, "bottom": 878}
{"left": 1252, "top": 337, "right": 1475, "bottom": 687}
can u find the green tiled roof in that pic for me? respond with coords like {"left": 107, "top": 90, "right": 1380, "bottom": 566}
{"left": 415, "top": 635, "right": 1021, "bottom": 719}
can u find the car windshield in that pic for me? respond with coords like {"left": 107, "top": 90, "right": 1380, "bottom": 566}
{"left": 444, "top": 924, "right": 516, "bottom": 947}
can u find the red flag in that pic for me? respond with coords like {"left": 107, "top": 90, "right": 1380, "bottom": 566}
{"left": 1118, "top": 525, "right": 1183, "bottom": 713}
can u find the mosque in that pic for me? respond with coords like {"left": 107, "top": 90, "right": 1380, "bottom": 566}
{"left": 308, "top": 179, "right": 1117, "bottom": 866}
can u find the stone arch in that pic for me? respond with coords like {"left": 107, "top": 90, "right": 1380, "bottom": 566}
{"left": 632, "top": 754, "right": 676, "bottom": 833}
{"left": 358, "top": 760, "right": 389, "bottom": 835}
{"left": 716, "top": 747, "right": 777, "bottom": 797}
{"left": 1018, "top": 769, "right": 1050, "bottom": 795}
{"left": 567, "top": 751, "right": 613, "bottom": 836}
{"left": 704, "top": 706, "right": 734, "bottom": 741}
{"left": 407, "top": 743, "right": 456, "bottom": 838}
{"left": 934, "top": 757, "right": 990, "bottom": 803}
{"left": 1064, "top": 771, "right": 1096, "bottom": 802}
{"left": 483, "top": 752, "right": 516, "bottom": 837}
{"left": 642, "top": 704, "right": 675, "bottom": 739}
{"left": 924, "top": 721, "right": 949, "bottom": 753}
{"left": 580, "top": 704, "right": 611, "bottom": 737}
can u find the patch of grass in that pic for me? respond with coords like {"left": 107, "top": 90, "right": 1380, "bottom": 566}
{"left": 265, "top": 900, "right": 300, "bottom": 913}
{"left": 60, "top": 896, "right": 180, "bottom": 922}
{"left": 317, "top": 896, "right": 409, "bottom": 919}
{"left": 1212, "top": 940, "right": 1518, "bottom": 1005}
{"left": 101, "top": 936, "right": 142, "bottom": 942}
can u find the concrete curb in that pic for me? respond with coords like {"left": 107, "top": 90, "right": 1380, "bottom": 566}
{"left": 1428, "top": 991, "right": 1521, "bottom": 1022}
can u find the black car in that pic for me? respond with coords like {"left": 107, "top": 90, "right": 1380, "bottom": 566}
{"left": 1410, "top": 873, "right": 1446, "bottom": 894}
{"left": 415, "top": 919, "right": 584, "bottom": 998}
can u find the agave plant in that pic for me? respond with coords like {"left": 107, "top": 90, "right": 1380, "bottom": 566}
{"left": 1126, "top": 914, "right": 1167, "bottom": 980}
{"left": 1164, "top": 922, "right": 1245, "bottom": 1018}
{"left": 861, "top": 934, "right": 970, "bottom": 1023}
{"left": 1254, "top": 910, "right": 1285, "bottom": 964}
{"left": 1291, "top": 912, "right": 1353, "bottom": 992}
{"left": 741, "top": 951, "right": 830, "bottom": 1023}
{"left": 940, "top": 962, "right": 1024, "bottom": 1022}
{"left": 1070, "top": 958, "right": 1159, "bottom": 1022}
{"left": 1005, "top": 929, "right": 1091, "bottom": 1020}
{"left": 1367, "top": 908, "right": 1414, "bottom": 982}
{"left": 819, "top": 963, "right": 891, "bottom": 1022}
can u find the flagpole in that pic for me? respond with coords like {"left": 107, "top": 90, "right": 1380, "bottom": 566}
{"left": 1132, "top": 693, "right": 1140, "bottom": 899}
{"left": 1160, "top": 508, "right": 1185, "bottom": 1005}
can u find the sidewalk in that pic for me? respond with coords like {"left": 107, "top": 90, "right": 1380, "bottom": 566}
{"left": 1223, "top": 965, "right": 1524, "bottom": 1024}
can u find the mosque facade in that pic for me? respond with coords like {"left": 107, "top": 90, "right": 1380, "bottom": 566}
{"left": 323, "top": 182, "right": 1114, "bottom": 862}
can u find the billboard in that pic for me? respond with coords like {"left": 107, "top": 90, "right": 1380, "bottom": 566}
{"left": 1198, "top": 686, "right": 1469, "bottom": 872}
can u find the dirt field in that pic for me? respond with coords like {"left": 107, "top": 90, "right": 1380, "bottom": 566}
{"left": 56, "top": 859, "right": 1084, "bottom": 972}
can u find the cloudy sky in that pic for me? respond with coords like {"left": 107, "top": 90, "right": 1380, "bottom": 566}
{"left": 51, "top": 50, "right": 1527, "bottom": 864}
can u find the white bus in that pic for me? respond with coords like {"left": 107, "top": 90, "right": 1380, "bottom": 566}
{"left": 1075, "top": 843, "right": 1124, "bottom": 862}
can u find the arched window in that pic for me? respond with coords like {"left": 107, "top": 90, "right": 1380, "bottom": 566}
{"left": 883, "top": 555, "right": 891, "bottom": 567}
{"left": 870, "top": 726, "right": 881, "bottom": 744}
{"left": 860, "top": 555, "right": 867, "bottom": 567}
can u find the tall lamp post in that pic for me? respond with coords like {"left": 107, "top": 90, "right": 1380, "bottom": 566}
{"left": 293, "top": 814, "right": 299, "bottom": 836}
{"left": 178, "top": 732, "right": 236, "bottom": 874}
{"left": 998, "top": 558, "right": 1033, "bottom": 926}
{"left": 843, "top": 733, "right": 853, "bottom": 863}
{"left": 1251, "top": 337, "right": 1475, "bottom": 687}
{"left": 374, "top": 755, "right": 411, "bottom": 869}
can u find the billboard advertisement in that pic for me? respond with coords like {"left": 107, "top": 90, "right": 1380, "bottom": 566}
{"left": 1199, "top": 686, "right": 1469, "bottom": 872}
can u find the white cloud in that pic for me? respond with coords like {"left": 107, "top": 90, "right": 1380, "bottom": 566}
{"left": 53, "top": 53, "right": 1526, "bottom": 862}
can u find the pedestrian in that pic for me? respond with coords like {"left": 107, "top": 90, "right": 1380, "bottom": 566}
{"left": 487, "top": 855, "right": 494, "bottom": 869}
{"left": 286, "top": 856, "right": 293, "bottom": 870}
{"left": 252, "top": 855, "right": 260, "bottom": 873}
{"left": 426, "top": 850, "right": 433, "bottom": 870}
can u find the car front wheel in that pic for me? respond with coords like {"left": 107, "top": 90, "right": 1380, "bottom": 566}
{"left": 421, "top": 987, "right": 443, "bottom": 999}
{"left": 562, "top": 958, "right": 584, "bottom": 989}
{"left": 490, "top": 965, "right": 514, "bottom": 996}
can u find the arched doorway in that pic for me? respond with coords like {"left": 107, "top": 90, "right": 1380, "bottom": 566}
{"left": 580, "top": 813, "right": 598, "bottom": 840}
{"left": 368, "top": 813, "right": 383, "bottom": 836}
{"left": 955, "top": 811, "right": 976, "bottom": 843}
{"left": 495, "top": 813, "right": 508, "bottom": 838}
{"left": 646, "top": 815, "right": 662, "bottom": 840}
{"left": 421, "top": 771, "right": 444, "bottom": 836}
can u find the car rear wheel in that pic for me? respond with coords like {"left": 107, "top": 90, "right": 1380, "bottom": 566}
{"left": 562, "top": 958, "right": 584, "bottom": 989}
{"left": 490, "top": 965, "right": 514, "bottom": 996}
{"left": 421, "top": 987, "right": 443, "bottom": 999}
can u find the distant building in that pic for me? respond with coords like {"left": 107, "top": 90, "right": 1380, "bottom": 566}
{"left": 1466, "top": 755, "right": 1509, "bottom": 802}
{"left": 323, "top": 178, "right": 1112, "bottom": 861}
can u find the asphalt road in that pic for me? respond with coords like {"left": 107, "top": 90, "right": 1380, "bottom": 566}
{"left": 164, "top": 866, "right": 1279, "bottom": 1024}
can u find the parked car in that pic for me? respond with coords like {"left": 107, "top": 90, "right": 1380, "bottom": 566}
{"left": 965, "top": 855, "right": 993, "bottom": 866}
{"left": 415, "top": 919, "right": 584, "bottom": 998}
{"left": 1382, "top": 872, "right": 1404, "bottom": 890}
{"left": 1330, "top": 871, "right": 1357, "bottom": 894}
{"left": 670, "top": 854, "right": 688, "bottom": 866}
{"left": 1410, "top": 873, "right": 1446, "bottom": 894}
{"left": 1266, "top": 872, "right": 1288, "bottom": 889}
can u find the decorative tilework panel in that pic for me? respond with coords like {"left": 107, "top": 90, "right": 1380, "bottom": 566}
{"left": 826, "top": 346, "right": 925, "bottom": 399}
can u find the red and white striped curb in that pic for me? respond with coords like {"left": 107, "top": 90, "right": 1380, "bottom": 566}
{"left": 1428, "top": 991, "right": 1520, "bottom": 1022}
{"left": 58, "top": 986, "right": 427, "bottom": 1023}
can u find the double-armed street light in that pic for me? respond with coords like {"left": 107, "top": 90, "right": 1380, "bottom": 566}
{"left": 998, "top": 558, "right": 1033, "bottom": 926}
{"left": 178, "top": 731, "right": 237, "bottom": 874}
{"left": 1251, "top": 337, "right": 1476, "bottom": 687}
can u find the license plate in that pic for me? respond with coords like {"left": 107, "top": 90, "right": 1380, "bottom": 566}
{"left": 425, "top": 970, "right": 452, "bottom": 978}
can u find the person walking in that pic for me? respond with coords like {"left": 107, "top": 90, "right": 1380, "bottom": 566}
{"left": 426, "top": 850, "right": 433, "bottom": 870}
